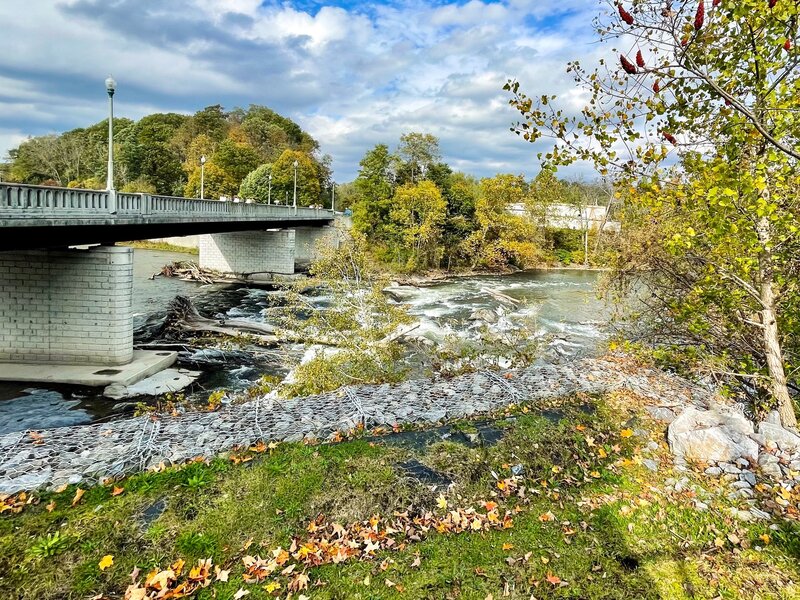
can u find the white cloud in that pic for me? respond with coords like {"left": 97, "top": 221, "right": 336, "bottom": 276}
{"left": 0, "top": 0, "right": 605, "bottom": 181}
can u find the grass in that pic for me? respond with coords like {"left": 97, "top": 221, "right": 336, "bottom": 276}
{"left": 119, "top": 240, "right": 199, "bottom": 255}
{"left": 1, "top": 391, "right": 798, "bottom": 599}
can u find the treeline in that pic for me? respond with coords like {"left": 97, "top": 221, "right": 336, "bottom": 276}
{"left": 5, "top": 105, "right": 332, "bottom": 204}
{"left": 340, "top": 133, "right": 615, "bottom": 272}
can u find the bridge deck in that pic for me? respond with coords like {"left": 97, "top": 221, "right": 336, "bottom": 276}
{"left": 0, "top": 183, "right": 334, "bottom": 250}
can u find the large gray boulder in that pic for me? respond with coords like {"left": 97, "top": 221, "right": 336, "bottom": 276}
{"left": 668, "top": 405, "right": 759, "bottom": 463}
{"left": 758, "top": 421, "right": 800, "bottom": 452}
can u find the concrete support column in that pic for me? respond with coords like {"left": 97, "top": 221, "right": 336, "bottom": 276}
{"left": 0, "top": 246, "right": 134, "bottom": 366}
{"left": 293, "top": 226, "right": 339, "bottom": 268}
{"left": 198, "top": 230, "right": 296, "bottom": 276}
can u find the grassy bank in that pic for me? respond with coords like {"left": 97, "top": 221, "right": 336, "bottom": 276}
{"left": 1, "top": 391, "right": 798, "bottom": 599}
{"left": 119, "top": 240, "right": 199, "bottom": 255}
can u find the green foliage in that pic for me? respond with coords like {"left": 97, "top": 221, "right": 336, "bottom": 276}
{"left": 7, "top": 105, "right": 325, "bottom": 204}
{"left": 238, "top": 163, "right": 273, "bottom": 203}
{"left": 270, "top": 149, "right": 321, "bottom": 207}
{"left": 463, "top": 174, "right": 541, "bottom": 270}
{"left": 27, "top": 532, "right": 70, "bottom": 560}
{"left": 273, "top": 232, "right": 415, "bottom": 396}
{"left": 389, "top": 180, "right": 447, "bottom": 270}
{"left": 506, "top": 0, "right": 800, "bottom": 422}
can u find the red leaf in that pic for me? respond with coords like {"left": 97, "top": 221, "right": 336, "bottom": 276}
{"left": 652, "top": 80, "right": 660, "bottom": 93}
{"left": 618, "top": 4, "right": 634, "bottom": 25}
{"left": 636, "top": 50, "right": 645, "bottom": 68}
{"left": 694, "top": 1, "right": 704, "bottom": 30}
{"left": 620, "top": 55, "right": 638, "bottom": 75}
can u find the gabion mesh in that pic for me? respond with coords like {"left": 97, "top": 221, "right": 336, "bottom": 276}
{"left": 0, "top": 357, "right": 711, "bottom": 493}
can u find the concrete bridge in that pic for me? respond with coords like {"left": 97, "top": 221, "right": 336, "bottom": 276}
{"left": 0, "top": 182, "right": 338, "bottom": 386}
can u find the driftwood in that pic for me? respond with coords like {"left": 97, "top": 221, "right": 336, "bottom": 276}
{"left": 480, "top": 287, "right": 520, "bottom": 307}
{"left": 165, "top": 296, "right": 343, "bottom": 346}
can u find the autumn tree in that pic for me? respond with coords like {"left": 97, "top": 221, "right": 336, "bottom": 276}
{"left": 270, "top": 150, "right": 321, "bottom": 206}
{"left": 506, "top": 0, "right": 800, "bottom": 425}
{"left": 464, "top": 174, "right": 540, "bottom": 270}
{"left": 389, "top": 180, "right": 447, "bottom": 270}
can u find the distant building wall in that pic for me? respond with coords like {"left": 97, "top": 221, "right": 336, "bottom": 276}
{"left": 508, "top": 203, "right": 620, "bottom": 232}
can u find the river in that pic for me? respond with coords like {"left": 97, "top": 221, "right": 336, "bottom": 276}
{"left": 0, "top": 249, "right": 610, "bottom": 435}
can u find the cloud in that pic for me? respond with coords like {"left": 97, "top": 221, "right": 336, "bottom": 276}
{"left": 0, "top": 0, "right": 603, "bottom": 180}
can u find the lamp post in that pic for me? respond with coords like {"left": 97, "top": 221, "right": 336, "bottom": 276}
{"left": 200, "top": 155, "right": 206, "bottom": 200}
{"left": 292, "top": 159, "right": 298, "bottom": 213}
{"left": 105, "top": 76, "right": 116, "bottom": 211}
{"left": 268, "top": 173, "right": 272, "bottom": 205}
{"left": 331, "top": 182, "right": 335, "bottom": 212}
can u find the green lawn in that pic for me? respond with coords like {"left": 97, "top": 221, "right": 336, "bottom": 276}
{"left": 1, "top": 391, "right": 798, "bottom": 599}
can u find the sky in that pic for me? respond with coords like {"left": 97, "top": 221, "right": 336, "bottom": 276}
{"left": 0, "top": 0, "right": 604, "bottom": 182}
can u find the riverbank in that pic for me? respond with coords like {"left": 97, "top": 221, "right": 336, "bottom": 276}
{"left": 1, "top": 356, "right": 797, "bottom": 599}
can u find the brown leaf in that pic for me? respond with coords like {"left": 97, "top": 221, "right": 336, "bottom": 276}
{"left": 71, "top": 488, "right": 85, "bottom": 507}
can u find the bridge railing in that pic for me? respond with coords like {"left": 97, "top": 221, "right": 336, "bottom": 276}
{"left": 0, "top": 184, "right": 110, "bottom": 214}
{"left": 0, "top": 183, "right": 332, "bottom": 221}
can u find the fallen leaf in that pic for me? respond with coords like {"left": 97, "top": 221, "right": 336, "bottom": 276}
{"left": 98, "top": 555, "right": 114, "bottom": 571}
{"left": 215, "top": 566, "right": 230, "bottom": 582}
{"left": 502, "top": 543, "right": 514, "bottom": 551}
{"left": 264, "top": 581, "right": 281, "bottom": 593}
{"left": 112, "top": 486, "right": 125, "bottom": 496}
{"left": 71, "top": 488, "right": 85, "bottom": 507}
{"left": 620, "top": 429, "right": 634, "bottom": 439}
{"left": 436, "top": 495, "right": 448, "bottom": 509}
{"left": 233, "top": 589, "right": 250, "bottom": 599}
{"left": 545, "top": 573, "right": 562, "bottom": 585}
{"left": 46, "top": 500, "right": 56, "bottom": 513}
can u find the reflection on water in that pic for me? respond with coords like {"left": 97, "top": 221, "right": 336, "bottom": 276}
{"left": 0, "top": 249, "right": 609, "bottom": 435}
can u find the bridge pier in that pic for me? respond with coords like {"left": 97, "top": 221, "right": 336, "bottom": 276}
{"left": 0, "top": 246, "right": 134, "bottom": 365}
{"left": 294, "top": 226, "right": 339, "bottom": 269}
{"left": 199, "top": 230, "right": 296, "bottom": 276}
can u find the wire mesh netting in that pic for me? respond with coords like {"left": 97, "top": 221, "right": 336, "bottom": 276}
{"left": 0, "top": 357, "right": 711, "bottom": 494}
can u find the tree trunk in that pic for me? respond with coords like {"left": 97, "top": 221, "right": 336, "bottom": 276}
{"left": 757, "top": 216, "right": 796, "bottom": 428}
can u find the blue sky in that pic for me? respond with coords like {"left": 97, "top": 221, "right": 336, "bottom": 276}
{"left": 0, "top": 0, "right": 601, "bottom": 181}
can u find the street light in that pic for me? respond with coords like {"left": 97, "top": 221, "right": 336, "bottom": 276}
{"left": 268, "top": 173, "right": 272, "bottom": 205}
{"left": 331, "top": 182, "right": 335, "bottom": 212}
{"left": 292, "top": 159, "right": 298, "bottom": 213}
{"left": 105, "top": 77, "right": 116, "bottom": 196}
{"left": 200, "top": 155, "right": 206, "bottom": 200}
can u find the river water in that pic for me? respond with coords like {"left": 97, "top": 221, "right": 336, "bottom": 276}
{"left": 0, "top": 249, "right": 609, "bottom": 435}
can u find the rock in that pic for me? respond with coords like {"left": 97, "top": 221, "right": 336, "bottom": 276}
{"left": 669, "top": 406, "right": 758, "bottom": 463}
{"left": 740, "top": 471, "right": 757, "bottom": 486}
{"left": 104, "top": 369, "right": 201, "bottom": 399}
{"left": 645, "top": 406, "right": 676, "bottom": 423}
{"left": 736, "top": 510, "right": 754, "bottom": 522}
{"left": 761, "top": 462, "right": 783, "bottom": 479}
{"left": 758, "top": 422, "right": 800, "bottom": 452}
{"left": 731, "top": 480, "right": 752, "bottom": 490}
{"left": 642, "top": 459, "right": 659, "bottom": 472}
{"left": 750, "top": 507, "right": 771, "bottom": 520}
{"left": 765, "top": 410, "right": 782, "bottom": 425}
{"left": 758, "top": 452, "right": 779, "bottom": 466}
{"left": 694, "top": 501, "right": 709, "bottom": 511}
{"left": 704, "top": 466, "right": 722, "bottom": 476}
{"left": 468, "top": 308, "right": 499, "bottom": 324}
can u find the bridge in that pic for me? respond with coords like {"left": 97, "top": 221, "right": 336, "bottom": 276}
{"left": 0, "top": 183, "right": 338, "bottom": 386}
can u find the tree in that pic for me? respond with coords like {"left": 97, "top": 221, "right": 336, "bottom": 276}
{"left": 396, "top": 132, "right": 441, "bottom": 183}
{"left": 184, "top": 162, "right": 237, "bottom": 199}
{"left": 239, "top": 164, "right": 274, "bottom": 203}
{"left": 464, "top": 174, "right": 540, "bottom": 270}
{"left": 211, "top": 139, "right": 261, "bottom": 189}
{"left": 506, "top": 0, "right": 800, "bottom": 425}
{"left": 270, "top": 150, "right": 321, "bottom": 206}
{"left": 351, "top": 144, "right": 395, "bottom": 237}
{"left": 389, "top": 180, "right": 447, "bottom": 270}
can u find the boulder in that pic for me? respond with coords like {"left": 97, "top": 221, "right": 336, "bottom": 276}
{"left": 758, "top": 421, "right": 800, "bottom": 452}
{"left": 468, "top": 308, "right": 499, "bottom": 324}
{"left": 669, "top": 405, "right": 759, "bottom": 462}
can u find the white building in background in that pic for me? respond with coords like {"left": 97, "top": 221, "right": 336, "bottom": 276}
{"left": 508, "top": 203, "right": 621, "bottom": 233}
